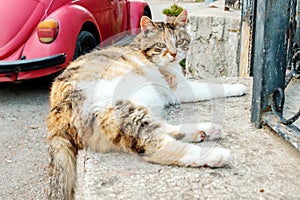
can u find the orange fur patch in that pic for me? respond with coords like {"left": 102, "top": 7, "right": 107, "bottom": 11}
{"left": 159, "top": 67, "right": 178, "bottom": 90}
{"left": 98, "top": 106, "right": 146, "bottom": 153}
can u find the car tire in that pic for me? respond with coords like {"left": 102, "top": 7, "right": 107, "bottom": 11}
{"left": 73, "top": 31, "right": 97, "bottom": 60}
{"left": 143, "top": 7, "right": 152, "bottom": 19}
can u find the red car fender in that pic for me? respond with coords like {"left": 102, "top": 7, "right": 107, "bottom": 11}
{"left": 22, "top": 4, "right": 101, "bottom": 68}
{"left": 127, "top": 0, "right": 151, "bottom": 34}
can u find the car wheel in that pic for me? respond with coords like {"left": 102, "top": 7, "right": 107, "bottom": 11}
{"left": 143, "top": 7, "right": 152, "bottom": 19}
{"left": 73, "top": 31, "right": 97, "bottom": 60}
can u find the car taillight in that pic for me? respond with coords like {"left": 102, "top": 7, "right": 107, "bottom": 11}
{"left": 37, "top": 19, "right": 59, "bottom": 43}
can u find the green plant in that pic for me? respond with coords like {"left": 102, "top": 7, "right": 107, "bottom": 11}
{"left": 179, "top": 58, "right": 186, "bottom": 70}
{"left": 162, "top": 4, "right": 184, "bottom": 17}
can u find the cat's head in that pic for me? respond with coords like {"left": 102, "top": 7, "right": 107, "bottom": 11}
{"left": 131, "top": 10, "right": 190, "bottom": 66}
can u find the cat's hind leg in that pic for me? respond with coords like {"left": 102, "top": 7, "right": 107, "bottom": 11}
{"left": 99, "top": 100, "right": 231, "bottom": 167}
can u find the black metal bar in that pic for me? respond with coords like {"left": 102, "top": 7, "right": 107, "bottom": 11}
{"left": 283, "top": 109, "right": 300, "bottom": 125}
{"left": 268, "top": 87, "right": 300, "bottom": 125}
{"left": 250, "top": 0, "right": 291, "bottom": 128}
{"left": 295, "top": 0, "right": 300, "bottom": 44}
{"left": 286, "top": 0, "right": 297, "bottom": 71}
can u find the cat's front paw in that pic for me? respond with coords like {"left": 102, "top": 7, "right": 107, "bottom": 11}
{"left": 235, "top": 84, "right": 247, "bottom": 96}
{"left": 202, "top": 147, "right": 231, "bottom": 167}
{"left": 196, "top": 123, "right": 223, "bottom": 141}
{"left": 225, "top": 84, "right": 247, "bottom": 97}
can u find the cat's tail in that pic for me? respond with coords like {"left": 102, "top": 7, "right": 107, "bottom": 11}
{"left": 101, "top": 100, "right": 231, "bottom": 168}
{"left": 47, "top": 80, "right": 82, "bottom": 200}
{"left": 47, "top": 135, "right": 77, "bottom": 200}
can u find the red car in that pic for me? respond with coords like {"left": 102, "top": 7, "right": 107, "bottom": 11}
{"left": 0, "top": 0, "right": 151, "bottom": 82}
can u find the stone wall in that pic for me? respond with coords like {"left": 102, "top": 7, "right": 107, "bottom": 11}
{"left": 186, "top": 1, "right": 241, "bottom": 78}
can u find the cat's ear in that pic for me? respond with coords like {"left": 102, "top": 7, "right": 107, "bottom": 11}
{"left": 140, "top": 16, "right": 157, "bottom": 32}
{"left": 174, "top": 9, "right": 188, "bottom": 27}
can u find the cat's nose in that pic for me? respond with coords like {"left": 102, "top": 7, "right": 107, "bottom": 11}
{"left": 170, "top": 52, "right": 177, "bottom": 58}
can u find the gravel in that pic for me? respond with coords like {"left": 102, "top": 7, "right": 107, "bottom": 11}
{"left": 0, "top": 79, "right": 50, "bottom": 200}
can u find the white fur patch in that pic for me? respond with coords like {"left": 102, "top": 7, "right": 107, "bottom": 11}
{"left": 179, "top": 145, "right": 231, "bottom": 167}
{"left": 176, "top": 81, "right": 247, "bottom": 103}
{"left": 77, "top": 67, "right": 180, "bottom": 117}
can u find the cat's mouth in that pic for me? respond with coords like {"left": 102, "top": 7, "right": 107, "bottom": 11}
{"left": 170, "top": 55, "right": 177, "bottom": 62}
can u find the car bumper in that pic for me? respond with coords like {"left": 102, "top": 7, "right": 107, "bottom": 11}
{"left": 0, "top": 53, "right": 66, "bottom": 73}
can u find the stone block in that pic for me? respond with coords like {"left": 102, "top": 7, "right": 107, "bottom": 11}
{"left": 186, "top": 0, "right": 241, "bottom": 78}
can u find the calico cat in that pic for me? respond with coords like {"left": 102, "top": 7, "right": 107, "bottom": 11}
{"left": 47, "top": 10, "right": 246, "bottom": 199}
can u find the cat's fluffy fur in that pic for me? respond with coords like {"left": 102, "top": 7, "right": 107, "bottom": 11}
{"left": 47, "top": 10, "right": 246, "bottom": 199}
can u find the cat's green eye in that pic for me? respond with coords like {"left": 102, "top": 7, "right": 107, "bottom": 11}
{"left": 156, "top": 42, "right": 166, "bottom": 48}
{"left": 176, "top": 39, "right": 184, "bottom": 46}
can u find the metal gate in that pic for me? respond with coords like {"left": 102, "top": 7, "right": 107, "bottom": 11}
{"left": 241, "top": 0, "right": 300, "bottom": 150}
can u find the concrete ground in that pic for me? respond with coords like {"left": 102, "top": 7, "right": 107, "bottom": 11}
{"left": 75, "top": 77, "right": 300, "bottom": 199}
